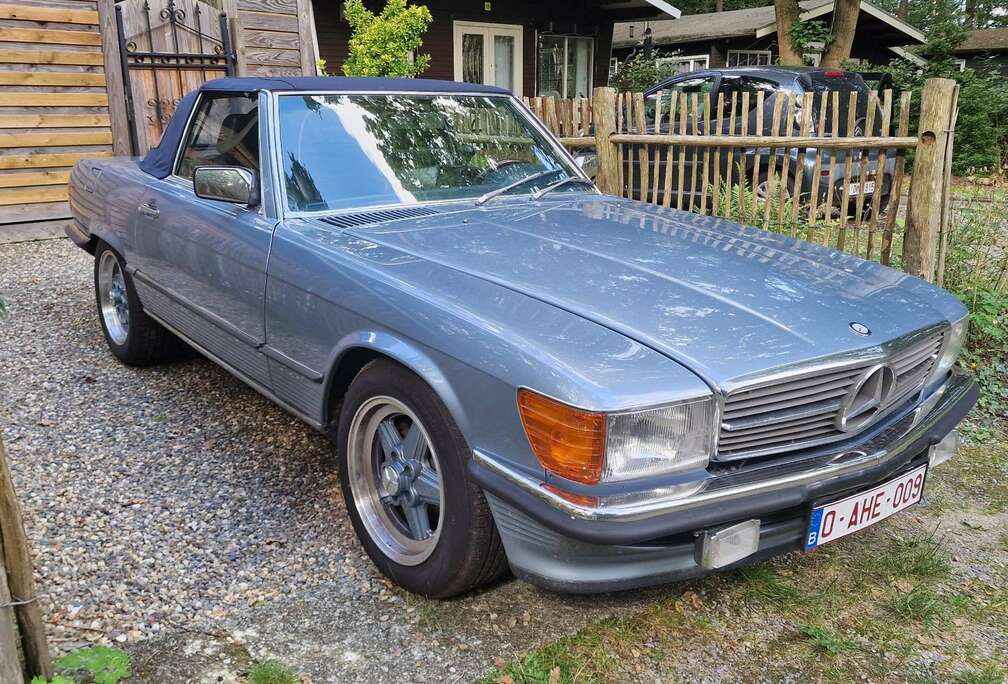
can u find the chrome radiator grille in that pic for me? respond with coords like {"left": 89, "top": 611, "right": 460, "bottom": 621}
{"left": 717, "top": 331, "right": 943, "bottom": 460}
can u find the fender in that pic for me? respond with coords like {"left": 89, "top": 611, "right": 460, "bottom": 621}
{"left": 323, "top": 330, "right": 470, "bottom": 437}
{"left": 87, "top": 220, "right": 128, "bottom": 262}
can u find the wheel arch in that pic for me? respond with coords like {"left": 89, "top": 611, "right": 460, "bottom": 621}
{"left": 89, "top": 223, "right": 127, "bottom": 260}
{"left": 322, "top": 331, "right": 469, "bottom": 438}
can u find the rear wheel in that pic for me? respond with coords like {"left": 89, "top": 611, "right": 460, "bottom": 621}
{"left": 337, "top": 359, "right": 507, "bottom": 597}
{"left": 93, "top": 242, "right": 182, "bottom": 366}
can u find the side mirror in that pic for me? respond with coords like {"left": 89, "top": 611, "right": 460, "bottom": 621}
{"left": 193, "top": 166, "right": 259, "bottom": 207}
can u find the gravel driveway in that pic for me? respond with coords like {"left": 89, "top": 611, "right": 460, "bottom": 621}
{"left": 0, "top": 239, "right": 674, "bottom": 683}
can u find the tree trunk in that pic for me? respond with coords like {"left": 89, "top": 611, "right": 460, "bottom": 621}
{"left": 774, "top": 0, "right": 802, "bottom": 65}
{"left": 819, "top": 0, "right": 859, "bottom": 69}
{"left": 715, "top": 0, "right": 723, "bottom": 12}
{"left": 897, "top": 0, "right": 909, "bottom": 19}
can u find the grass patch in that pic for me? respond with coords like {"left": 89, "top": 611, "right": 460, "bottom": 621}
{"left": 735, "top": 564, "right": 804, "bottom": 607}
{"left": 953, "top": 666, "right": 1007, "bottom": 684}
{"left": 798, "top": 625, "right": 858, "bottom": 656}
{"left": 247, "top": 661, "right": 297, "bottom": 684}
{"left": 863, "top": 535, "right": 951, "bottom": 580}
{"left": 937, "top": 442, "right": 1008, "bottom": 513}
{"left": 890, "top": 586, "right": 953, "bottom": 623}
{"left": 481, "top": 617, "right": 640, "bottom": 684}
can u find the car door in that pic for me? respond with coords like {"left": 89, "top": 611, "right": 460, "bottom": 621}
{"left": 131, "top": 91, "right": 275, "bottom": 387}
{"left": 636, "top": 74, "right": 716, "bottom": 205}
{"left": 712, "top": 75, "right": 779, "bottom": 193}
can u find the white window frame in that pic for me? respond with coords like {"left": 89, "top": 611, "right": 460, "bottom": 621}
{"left": 657, "top": 53, "right": 709, "bottom": 73}
{"left": 536, "top": 34, "right": 595, "bottom": 98}
{"left": 726, "top": 49, "right": 772, "bottom": 67}
{"left": 452, "top": 21, "right": 524, "bottom": 95}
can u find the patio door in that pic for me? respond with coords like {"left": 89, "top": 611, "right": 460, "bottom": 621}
{"left": 453, "top": 22, "right": 523, "bottom": 95}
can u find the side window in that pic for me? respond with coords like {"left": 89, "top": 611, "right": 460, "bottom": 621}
{"left": 718, "top": 76, "right": 778, "bottom": 113}
{"left": 175, "top": 93, "right": 260, "bottom": 181}
{"left": 644, "top": 76, "right": 715, "bottom": 129}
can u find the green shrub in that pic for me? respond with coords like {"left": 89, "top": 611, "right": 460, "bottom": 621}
{"left": 341, "top": 0, "right": 432, "bottom": 78}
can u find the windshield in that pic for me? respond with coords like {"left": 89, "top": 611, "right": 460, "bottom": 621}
{"left": 277, "top": 93, "right": 581, "bottom": 213}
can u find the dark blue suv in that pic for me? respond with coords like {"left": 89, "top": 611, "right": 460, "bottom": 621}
{"left": 631, "top": 66, "right": 896, "bottom": 216}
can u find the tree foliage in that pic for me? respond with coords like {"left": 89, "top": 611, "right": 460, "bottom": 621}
{"left": 611, "top": 51, "right": 681, "bottom": 92}
{"left": 884, "top": 0, "right": 1008, "bottom": 175}
{"left": 341, "top": 0, "right": 432, "bottom": 78}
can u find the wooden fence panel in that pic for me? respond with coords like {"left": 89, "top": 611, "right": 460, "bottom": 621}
{"left": 538, "top": 84, "right": 953, "bottom": 277}
{"left": 0, "top": 0, "right": 113, "bottom": 229}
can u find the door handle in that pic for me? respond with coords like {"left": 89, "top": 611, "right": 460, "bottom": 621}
{"left": 138, "top": 202, "right": 160, "bottom": 219}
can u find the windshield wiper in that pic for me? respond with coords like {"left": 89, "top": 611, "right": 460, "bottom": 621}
{"left": 475, "top": 169, "right": 559, "bottom": 206}
{"left": 530, "top": 177, "right": 596, "bottom": 200}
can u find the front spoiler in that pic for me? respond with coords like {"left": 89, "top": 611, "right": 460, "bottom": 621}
{"left": 470, "top": 370, "right": 978, "bottom": 547}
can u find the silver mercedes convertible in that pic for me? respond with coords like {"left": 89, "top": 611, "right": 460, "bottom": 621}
{"left": 67, "top": 76, "right": 977, "bottom": 597}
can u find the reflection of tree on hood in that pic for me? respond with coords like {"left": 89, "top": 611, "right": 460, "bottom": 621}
{"left": 285, "top": 151, "right": 323, "bottom": 209}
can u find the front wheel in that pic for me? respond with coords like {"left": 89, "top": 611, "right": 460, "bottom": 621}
{"left": 93, "top": 242, "right": 181, "bottom": 366}
{"left": 337, "top": 359, "right": 507, "bottom": 597}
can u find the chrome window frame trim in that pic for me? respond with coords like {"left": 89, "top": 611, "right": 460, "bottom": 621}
{"left": 267, "top": 90, "right": 596, "bottom": 221}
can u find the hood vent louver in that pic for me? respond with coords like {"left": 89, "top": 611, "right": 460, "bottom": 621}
{"left": 319, "top": 206, "right": 440, "bottom": 229}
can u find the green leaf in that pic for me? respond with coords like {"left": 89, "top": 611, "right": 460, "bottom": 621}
{"left": 56, "top": 646, "right": 131, "bottom": 684}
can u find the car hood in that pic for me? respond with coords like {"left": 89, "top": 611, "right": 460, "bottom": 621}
{"left": 338, "top": 195, "right": 960, "bottom": 389}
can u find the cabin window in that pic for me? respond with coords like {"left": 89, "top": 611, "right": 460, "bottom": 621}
{"left": 537, "top": 35, "right": 594, "bottom": 99}
{"left": 726, "top": 49, "right": 773, "bottom": 67}
{"left": 656, "top": 54, "right": 709, "bottom": 75}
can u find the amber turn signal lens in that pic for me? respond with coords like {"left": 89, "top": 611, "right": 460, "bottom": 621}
{"left": 517, "top": 389, "right": 606, "bottom": 484}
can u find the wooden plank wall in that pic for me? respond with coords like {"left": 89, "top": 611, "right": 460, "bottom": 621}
{"left": 0, "top": 0, "right": 113, "bottom": 227}
{"left": 233, "top": 0, "right": 315, "bottom": 77}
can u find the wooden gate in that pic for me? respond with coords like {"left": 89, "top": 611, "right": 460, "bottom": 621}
{"left": 115, "top": 0, "right": 235, "bottom": 155}
{"left": 0, "top": 1, "right": 115, "bottom": 235}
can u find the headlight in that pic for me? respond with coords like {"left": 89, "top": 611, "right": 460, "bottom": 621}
{"left": 603, "top": 399, "right": 715, "bottom": 481}
{"left": 517, "top": 390, "right": 714, "bottom": 485}
{"left": 931, "top": 315, "right": 968, "bottom": 384}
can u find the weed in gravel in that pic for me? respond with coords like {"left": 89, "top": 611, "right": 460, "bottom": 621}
{"left": 798, "top": 625, "right": 857, "bottom": 656}
{"left": 247, "top": 660, "right": 297, "bottom": 684}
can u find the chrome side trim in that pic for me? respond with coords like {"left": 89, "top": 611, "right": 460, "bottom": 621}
{"left": 474, "top": 371, "right": 972, "bottom": 523}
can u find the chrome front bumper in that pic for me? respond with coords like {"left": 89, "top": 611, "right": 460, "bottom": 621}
{"left": 473, "top": 370, "right": 977, "bottom": 593}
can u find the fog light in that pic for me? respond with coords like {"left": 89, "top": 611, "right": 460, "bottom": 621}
{"left": 696, "top": 519, "right": 761, "bottom": 570}
{"left": 928, "top": 429, "right": 960, "bottom": 469}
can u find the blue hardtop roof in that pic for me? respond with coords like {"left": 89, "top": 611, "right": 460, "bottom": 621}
{"left": 199, "top": 76, "right": 511, "bottom": 95}
{"left": 139, "top": 76, "right": 511, "bottom": 179}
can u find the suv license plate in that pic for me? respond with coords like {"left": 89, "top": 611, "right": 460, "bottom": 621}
{"left": 805, "top": 465, "right": 927, "bottom": 551}
{"left": 849, "top": 179, "right": 876, "bottom": 196}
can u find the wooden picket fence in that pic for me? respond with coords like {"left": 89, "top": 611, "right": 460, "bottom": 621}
{"left": 524, "top": 79, "right": 960, "bottom": 283}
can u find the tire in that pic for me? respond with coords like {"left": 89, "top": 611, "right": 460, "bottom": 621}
{"left": 337, "top": 359, "right": 507, "bottom": 598}
{"left": 93, "top": 242, "right": 182, "bottom": 366}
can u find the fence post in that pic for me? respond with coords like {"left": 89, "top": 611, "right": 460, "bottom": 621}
{"left": 904, "top": 78, "right": 959, "bottom": 282}
{"left": 592, "top": 87, "right": 620, "bottom": 196}
{"left": 0, "top": 437, "right": 52, "bottom": 680}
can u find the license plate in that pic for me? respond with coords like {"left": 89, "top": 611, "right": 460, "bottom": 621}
{"left": 848, "top": 179, "right": 876, "bottom": 196}
{"left": 805, "top": 465, "right": 926, "bottom": 550}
